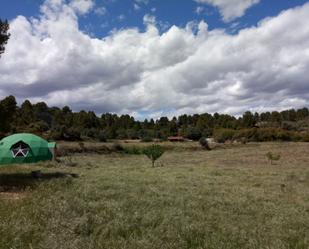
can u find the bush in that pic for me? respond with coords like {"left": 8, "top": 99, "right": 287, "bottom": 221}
{"left": 112, "top": 142, "right": 124, "bottom": 152}
{"left": 97, "top": 131, "right": 107, "bottom": 142}
{"left": 124, "top": 146, "right": 142, "bottom": 155}
{"left": 213, "top": 129, "right": 236, "bottom": 143}
{"left": 233, "top": 128, "right": 258, "bottom": 142}
{"left": 141, "top": 137, "right": 153, "bottom": 142}
{"left": 230, "top": 128, "right": 305, "bottom": 143}
{"left": 185, "top": 127, "right": 202, "bottom": 141}
{"left": 266, "top": 152, "right": 281, "bottom": 165}
{"left": 78, "top": 142, "right": 85, "bottom": 151}
{"left": 28, "top": 121, "right": 50, "bottom": 133}
{"left": 199, "top": 137, "right": 211, "bottom": 150}
{"left": 49, "top": 130, "right": 63, "bottom": 140}
{"left": 300, "top": 132, "right": 309, "bottom": 142}
{"left": 143, "top": 144, "right": 165, "bottom": 167}
{"left": 63, "top": 128, "right": 82, "bottom": 141}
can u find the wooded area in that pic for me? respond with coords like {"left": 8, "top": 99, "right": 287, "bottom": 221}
{"left": 1, "top": 95, "right": 309, "bottom": 142}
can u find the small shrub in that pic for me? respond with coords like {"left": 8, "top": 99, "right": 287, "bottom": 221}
{"left": 112, "top": 142, "right": 124, "bottom": 152}
{"left": 213, "top": 129, "right": 236, "bottom": 143}
{"left": 63, "top": 128, "right": 82, "bottom": 141}
{"left": 78, "top": 142, "right": 85, "bottom": 151}
{"left": 141, "top": 137, "right": 153, "bottom": 142}
{"left": 239, "top": 137, "right": 247, "bottom": 144}
{"left": 199, "top": 137, "right": 211, "bottom": 150}
{"left": 63, "top": 156, "right": 78, "bottom": 167}
{"left": 124, "top": 146, "right": 142, "bottom": 155}
{"left": 143, "top": 144, "right": 165, "bottom": 167}
{"left": 49, "top": 130, "right": 63, "bottom": 140}
{"left": 266, "top": 152, "right": 281, "bottom": 165}
{"left": 97, "top": 131, "right": 107, "bottom": 142}
{"left": 185, "top": 127, "right": 202, "bottom": 141}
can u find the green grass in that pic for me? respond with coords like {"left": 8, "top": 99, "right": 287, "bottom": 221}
{"left": 0, "top": 142, "right": 308, "bottom": 249}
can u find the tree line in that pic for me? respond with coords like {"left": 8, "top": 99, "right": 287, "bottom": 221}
{"left": 0, "top": 95, "right": 309, "bottom": 142}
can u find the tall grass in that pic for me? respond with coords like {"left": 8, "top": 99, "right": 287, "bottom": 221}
{"left": 0, "top": 142, "right": 308, "bottom": 249}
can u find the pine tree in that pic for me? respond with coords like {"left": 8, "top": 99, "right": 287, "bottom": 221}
{"left": 0, "top": 19, "right": 10, "bottom": 56}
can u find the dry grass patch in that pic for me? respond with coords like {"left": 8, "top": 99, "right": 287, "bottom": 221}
{"left": 0, "top": 142, "right": 308, "bottom": 249}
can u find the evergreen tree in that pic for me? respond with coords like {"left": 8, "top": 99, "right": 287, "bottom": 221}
{"left": 0, "top": 19, "right": 10, "bottom": 56}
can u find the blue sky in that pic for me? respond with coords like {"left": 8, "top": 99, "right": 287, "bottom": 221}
{"left": 0, "top": 0, "right": 309, "bottom": 118}
{"left": 2, "top": 0, "right": 308, "bottom": 37}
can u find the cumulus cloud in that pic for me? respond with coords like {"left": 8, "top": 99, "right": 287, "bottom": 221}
{"left": 0, "top": 0, "right": 309, "bottom": 118}
{"left": 143, "top": 14, "right": 156, "bottom": 26}
{"left": 69, "top": 0, "right": 94, "bottom": 14}
{"left": 195, "top": 0, "right": 260, "bottom": 22}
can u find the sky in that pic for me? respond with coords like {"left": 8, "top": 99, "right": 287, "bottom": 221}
{"left": 0, "top": 0, "right": 309, "bottom": 119}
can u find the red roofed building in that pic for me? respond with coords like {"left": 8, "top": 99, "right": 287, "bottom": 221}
{"left": 168, "top": 136, "right": 185, "bottom": 142}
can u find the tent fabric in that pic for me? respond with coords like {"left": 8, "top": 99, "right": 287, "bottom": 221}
{"left": 0, "top": 133, "right": 56, "bottom": 165}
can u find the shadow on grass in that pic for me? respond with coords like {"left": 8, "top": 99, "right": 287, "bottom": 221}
{"left": 0, "top": 172, "right": 78, "bottom": 192}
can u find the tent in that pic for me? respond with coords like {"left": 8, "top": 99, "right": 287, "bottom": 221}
{"left": 0, "top": 133, "right": 56, "bottom": 165}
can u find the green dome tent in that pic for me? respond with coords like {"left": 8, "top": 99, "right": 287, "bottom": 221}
{"left": 0, "top": 133, "right": 56, "bottom": 165}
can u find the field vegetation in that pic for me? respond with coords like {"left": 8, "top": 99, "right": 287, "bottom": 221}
{"left": 0, "top": 142, "right": 308, "bottom": 249}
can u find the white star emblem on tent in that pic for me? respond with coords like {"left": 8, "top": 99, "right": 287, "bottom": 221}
{"left": 11, "top": 144, "right": 30, "bottom": 158}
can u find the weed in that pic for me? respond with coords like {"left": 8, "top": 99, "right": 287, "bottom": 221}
{"left": 266, "top": 152, "right": 281, "bottom": 165}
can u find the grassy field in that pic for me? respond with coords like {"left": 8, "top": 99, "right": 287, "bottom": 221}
{"left": 0, "top": 142, "right": 308, "bottom": 249}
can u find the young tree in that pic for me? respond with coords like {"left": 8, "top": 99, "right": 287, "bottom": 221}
{"left": 143, "top": 144, "right": 165, "bottom": 167}
{"left": 0, "top": 19, "right": 10, "bottom": 56}
{"left": 266, "top": 152, "right": 281, "bottom": 165}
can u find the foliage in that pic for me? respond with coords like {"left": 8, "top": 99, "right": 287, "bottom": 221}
{"left": 185, "top": 126, "right": 202, "bottom": 141}
{"left": 266, "top": 152, "right": 281, "bottom": 165}
{"left": 213, "top": 129, "right": 236, "bottom": 143}
{"left": 0, "top": 95, "right": 17, "bottom": 132}
{"left": 0, "top": 19, "right": 10, "bottom": 56}
{"left": 63, "top": 128, "right": 82, "bottom": 141}
{"left": 141, "top": 137, "right": 153, "bottom": 142}
{"left": 27, "top": 121, "right": 49, "bottom": 133}
{"left": 97, "top": 131, "right": 107, "bottom": 142}
{"left": 143, "top": 144, "right": 165, "bottom": 167}
{"left": 49, "top": 130, "right": 63, "bottom": 140}
{"left": 1, "top": 95, "right": 309, "bottom": 143}
{"left": 112, "top": 142, "right": 124, "bottom": 152}
{"left": 123, "top": 146, "right": 142, "bottom": 155}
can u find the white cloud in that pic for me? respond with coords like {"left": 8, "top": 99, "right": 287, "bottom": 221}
{"left": 69, "top": 0, "right": 94, "bottom": 14}
{"left": 133, "top": 3, "right": 141, "bottom": 11}
{"left": 195, "top": 0, "right": 260, "bottom": 22}
{"left": 135, "top": 0, "right": 149, "bottom": 5}
{"left": 133, "top": 0, "right": 149, "bottom": 11}
{"left": 1, "top": 1, "right": 309, "bottom": 117}
{"left": 143, "top": 14, "right": 156, "bottom": 26}
{"left": 195, "top": 6, "right": 204, "bottom": 15}
{"left": 117, "top": 14, "right": 125, "bottom": 21}
{"left": 94, "top": 6, "right": 107, "bottom": 16}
